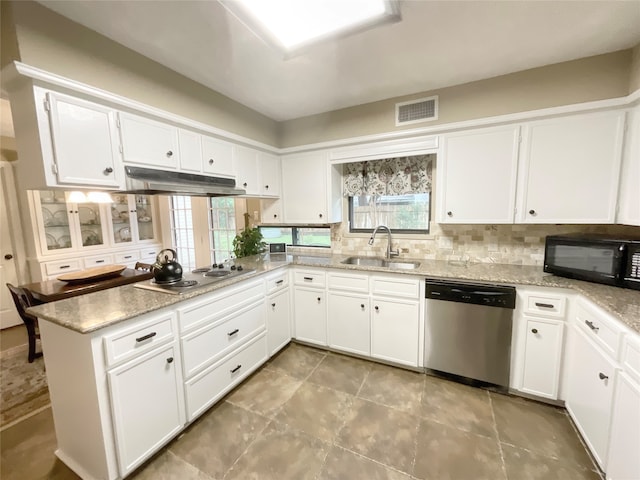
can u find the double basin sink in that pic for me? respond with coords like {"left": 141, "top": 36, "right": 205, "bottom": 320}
{"left": 341, "top": 256, "right": 420, "bottom": 270}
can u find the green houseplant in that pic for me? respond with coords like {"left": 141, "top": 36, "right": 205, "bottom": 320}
{"left": 232, "top": 225, "right": 266, "bottom": 258}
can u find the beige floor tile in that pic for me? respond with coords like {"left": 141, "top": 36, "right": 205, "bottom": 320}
{"left": 337, "top": 398, "right": 419, "bottom": 474}
{"left": 491, "top": 393, "right": 594, "bottom": 468}
{"left": 358, "top": 362, "right": 424, "bottom": 415}
{"left": 131, "top": 449, "right": 213, "bottom": 480}
{"left": 307, "top": 352, "right": 372, "bottom": 395}
{"left": 501, "top": 444, "right": 601, "bottom": 480}
{"left": 168, "top": 401, "right": 269, "bottom": 478}
{"left": 266, "top": 343, "right": 327, "bottom": 379}
{"left": 0, "top": 407, "right": 79, "bottom": 480}
{"left": 226, "top": 367, "right": 301, "bottom": 417}
{"left": 319, "top": 445, "right": 414, "bottom": 480}
{"left": 413, "top": 419, "right": 506, "bottom": 480}
{"left": 420, "top": 375, "right": 496, "bottom": 438}
{"left": 225, "top": 421, "right": 328, "bottom": 480}
{"left": 274, "top": 381, "right": 353, "bottom": 442}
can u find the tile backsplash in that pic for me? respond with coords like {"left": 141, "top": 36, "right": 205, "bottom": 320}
{"left": 325, "top": 222, "right": 640, "bottom": 266}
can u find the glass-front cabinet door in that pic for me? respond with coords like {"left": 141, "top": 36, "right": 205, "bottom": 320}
{"left": 133, "top": 195, "right": 156, "bottom": 243}
{"left": 109, "top": 194, "right": 134, "bottom": 245}
{"left": 37, "top": 190, "right": 74, "bottom": 253}
{"left": 76, "top": 200, "right": 107, "bottom": 248}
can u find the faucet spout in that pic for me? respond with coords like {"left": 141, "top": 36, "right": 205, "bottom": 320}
{"left": 370, "top": 225, "right": 399, "bottom": 259}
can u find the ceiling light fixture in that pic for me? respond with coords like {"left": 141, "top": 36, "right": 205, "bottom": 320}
{"left": 220, "top": 0, "right": 400, "bottom": 56}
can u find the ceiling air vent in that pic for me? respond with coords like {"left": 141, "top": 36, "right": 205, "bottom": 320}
{"left": 395, "top": 96, "right": 438, "bottom": 126}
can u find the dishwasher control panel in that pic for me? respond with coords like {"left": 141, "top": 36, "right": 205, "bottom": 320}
{"left": 425, "top": 279, "right": 516, "bottom": 309}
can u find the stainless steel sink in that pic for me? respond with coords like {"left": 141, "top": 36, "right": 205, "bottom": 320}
{"left": 341, "top": 256, "right": 420, "bottom": 269}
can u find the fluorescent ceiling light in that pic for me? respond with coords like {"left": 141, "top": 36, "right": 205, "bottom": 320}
{"left": 221, "top": 0, "right": 400, "bottom": 54}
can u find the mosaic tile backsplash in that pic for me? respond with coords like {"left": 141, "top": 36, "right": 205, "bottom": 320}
{"left": 319, "top": 222, "right": 640, "bottom": 266}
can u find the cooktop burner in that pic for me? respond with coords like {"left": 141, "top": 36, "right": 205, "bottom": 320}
{"left": 153, "top": 279, "right": 198, "bottom": 288}
{"left": 134, "top": 266, "right": 256, "bottom": 295}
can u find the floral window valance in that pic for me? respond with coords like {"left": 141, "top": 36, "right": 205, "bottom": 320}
{"left": 343, "top": 154, "right": 434, "bottom": 196}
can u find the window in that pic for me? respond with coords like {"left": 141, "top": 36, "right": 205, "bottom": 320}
{"left": 349, "top": 194, "right": 430, "bottom": 233}
{"left": 259, "top": 227, "right": 331, "bottom": 247}
{"left": 208, "top": 198, "right": 236, "bottom": 263}
{"left": 169, "top": 196, "right": 196, "bottom": 270}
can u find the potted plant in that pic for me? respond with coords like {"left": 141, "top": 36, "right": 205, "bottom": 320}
{"left": 232, "top": 223, "right": 266, "bottom": 258}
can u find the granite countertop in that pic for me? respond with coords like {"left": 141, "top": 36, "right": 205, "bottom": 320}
{"left": 28, "top": 253, "right": 640, "bottom": 335}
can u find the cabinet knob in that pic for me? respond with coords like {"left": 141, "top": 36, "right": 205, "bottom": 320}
{"left": 598, "top": 372, "right": 608, "bottom": 381}
{"left": 265, "top": 185, "right": 269, "bottom": 189}
{"left": 4, "top": 254, "right": 13, "bottom": 260}
{"left": 360, "top": 304, "right": 365, "bottom": 309}
{"left": 531, "top": 328, "right": 538, "bottom": 334}
{"left": 374, "top": 305, "right": 379, "bottom": 311}
{"left": 447, "top": 211, "right": 453, "bottom": 217}
{"left": 273, "top": 214, "right": 278, "bottom": 218}
{"left": 319, "top": 213, "right": 323, "bottom": 218}
{"left": 166, "top": 150, "right": 173, "bottom": 157}
{"left": 272, "top": 303, "right": 276, "bottom": 307}
{"left": 103, "top": 167, "right": 113, "bottom": 175}
{"left": 243, "top": 182, "right": 248, "bottom": 187}
{"left": 317, "top": 297, "right": 321, "bottom": 302}
{"left": 166, "top": 357, "right": 174, "bottom": 364}
{"left": 209, "top": 158, "right": 214, "bottom": 165}
{"left": 528, "top": 209, "right": 536, "bottom": 215}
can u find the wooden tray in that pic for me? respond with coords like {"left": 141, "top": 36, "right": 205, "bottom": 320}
{"left": 57, "top": 265, "right": 127, "bottom": 283}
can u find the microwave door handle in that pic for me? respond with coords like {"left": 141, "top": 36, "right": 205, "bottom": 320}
{"left": 615, "top": 244, "right": 627, "bottom": 280}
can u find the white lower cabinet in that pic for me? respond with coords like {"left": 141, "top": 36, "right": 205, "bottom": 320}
{"left": 267, "top": 288, "right": 291, "bottom": 355}
{"left": 108, "top": 343, "right": 186, "bottom": 477}
{"left": 566, "top": 325, "right": 618, "bottom": 469}
{"left": 327, "top": 292, "right": 370, "bottom": 356}
{"left": 371, "top": 297, "right": 420, "bottom": 367}
{"left": 519, "top": 317, "right": 564, "bottom": 399}
{"left": 293, "top": 287, "right": 327, "bottom": 346}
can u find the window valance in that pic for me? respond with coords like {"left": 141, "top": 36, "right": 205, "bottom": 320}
{"left": 343, "top": 154, "right": 434, "bottom": 196}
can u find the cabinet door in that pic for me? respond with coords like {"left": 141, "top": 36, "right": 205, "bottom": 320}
{"left": 35, "top": 190, "right": 76, "bottom": 254}
{"left": 566, "top": 326, "right": 617, "bottom": 469}
{"left": 327, "top": 292, "right": 370, "bottom": 356}
{"left": 370, "top": 297, "right": 420, "bottom": 367}
{"left": 520, "top": 317, "right": 564, "bottom": 399}
{"left": 201, "top": 136, "right": 234, "bottom": 177}
{"left": 108, "top": 343, "right": 185, "bottom": 477}
{"left": 606, "top": 372, "right": 640, "bottom": 480}
{"left": 234, "top": 146, "right": 260, "bottom": 195}
{"left": 73, "top": 200, "right": 109, "bottom": 249}
{"left": 109, "top": 194, "right": 135, "bottom": 246}
{"left": 132, "top": 195, "right": 157, "bottom": 243}
{"left": 260, "top": 152, "right": 281, "bottom": 197}
{"left": 438, "top": 125, "right": 519, "bottom": 223}
{"left": 617, "top": 105, "right": 640, "bottom": 226}
{"left": 267, "top": 288, "right": 291, "bottom": 356}
{"left": 119, "top": 112, "right": 179, "bottom": 169}
{"left": 293, "top": 287, "right": 327, "bottom": 346}
{"left": 261, "top": 199, "right": 284, "bottom": 224}
{"left": 282, "top": 152, "right": 328, "bottom": 223}
{"left": 46, "top": 92, "right": 121, "bottom": 188}
{"left": 518, "top": 111, "right": 624, "bottom": 223}
{"left": 178, "top": 129, "right": 202, "bottom": 173}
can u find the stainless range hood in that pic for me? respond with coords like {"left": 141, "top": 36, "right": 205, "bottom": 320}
{"left": 123, "top": 166, "right": 246, "bottom": 196}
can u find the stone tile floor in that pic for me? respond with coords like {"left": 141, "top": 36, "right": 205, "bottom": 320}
{"left": 1, "top": 343, "right": 602, "bottom": 480}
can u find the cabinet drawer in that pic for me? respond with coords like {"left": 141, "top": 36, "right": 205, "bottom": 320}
{"left": 82, "top": 254, "right": 114, "bottom": 268}
{"left": 181, "top": 299, "right": 266, "bottom": 378}
{"left": 524, "top": 294, "right": 566, "bottom": 318}
{"left": 114, "top": 250, "right": 140, "bottom": 263}
{"left": 178, "top": 280, "right": 265, "bottom": 332}
{"left": 266, "top": 271, "right": 289, "bottom": 294}
{"left": 294, "top": 269, "right": 326, "bottom": 288}
{"left": 45, "top": 259, "right": 81, "bottom": 276}
{"left": 139, "top": 247, "right": 160, "bottom": 261}
{"left": 622, "top": 335, "right": 640, "bottom": 384}
{"left": 328, "top": 272, "right": 369, "bottom": 293}
{"left": 184, "top": 333, "right": 268, "bottom": 421}
{"left": 103, "top": 313, "right": 176, "bottom": 367}
{"left": 371, "top": 275, "right": 420, "bottom": 299}
{"left": 575, "top": 300, "right": 622, "bottom": 359}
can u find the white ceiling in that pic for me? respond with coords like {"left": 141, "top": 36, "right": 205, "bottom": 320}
{"left": 37, "top": 0, "right": 640, "bottom": 122}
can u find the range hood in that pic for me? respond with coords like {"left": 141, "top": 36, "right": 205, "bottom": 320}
{"left": 123, "top": 166, "right": 246, "bottom": 196}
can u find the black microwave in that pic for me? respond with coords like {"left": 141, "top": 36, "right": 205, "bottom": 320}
{"left": 544, "top": 234, "right": 640, "bottom": 290}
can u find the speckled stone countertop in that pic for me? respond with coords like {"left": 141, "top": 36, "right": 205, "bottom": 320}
{"left": 28, "top": 253, "right": 640, "bottom": 335}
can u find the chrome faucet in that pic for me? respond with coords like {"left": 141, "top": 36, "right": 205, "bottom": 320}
{"left": 368, "top": 225, "right": 399, "bottom": 259}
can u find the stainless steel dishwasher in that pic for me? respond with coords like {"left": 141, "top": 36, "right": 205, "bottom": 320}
{"left": 425, "top": 279, "right": 516, "bottom": 391}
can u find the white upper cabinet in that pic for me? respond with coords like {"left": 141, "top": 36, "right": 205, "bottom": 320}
{"left": 516, "top": 111, "right": 625, "bottom": 224}
{"left": 201, "top": 135, "right": 235, "bottom": 177}
{"left": 617, "top": 105, "right": 640, "bottom": 226}
{"left": 234, "top": 146, "right": 260, "bottom": 195}
{"left": 260, "top": 152, "right": 281, "bottom": 197}
{"left": 177, "top": 129, "right": 202, "bottom": 173}
{"left": 282, "top": 151, "right": 342, "bottom": 224}
{"left": 118, "top": 112, "right": 179, "bottom": 169}
{"left": 437, "top": 125, "right": 520, "bottom": 223}
{"left": 46, "top": 92, "right": 122, "bottom": 188}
